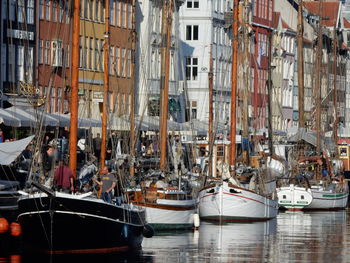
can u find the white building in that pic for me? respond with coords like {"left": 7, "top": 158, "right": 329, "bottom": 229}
{"left": 178, "top": 0, "right": 232, "bottom": 123}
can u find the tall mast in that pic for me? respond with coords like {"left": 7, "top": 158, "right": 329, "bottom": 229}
{"left": 69, "top": 0, "right": 81, "bottom": 176}
{"left": 267, "top": 31, "right": 274, "bottom": 155}
{"left": 208, "top": 45, "right": 214, "bottom": 177}
{"left": 100, "top": 0, "right": 110, "bottom": 168}
{"left": 230, "top": 0, "right": 239, "bottom": 170}
{"left": 315, "top": 0, "right": 323, "bottom": 155}
{"left": 242, "top": 0, "right": 250, "bottom": 164}
{"left": 333, "top": 25, "right": 338, "bottom": 145}
{"left": 130, "top": 0, "right": 136, "bottom": 177}
{"left": 159, "top": 0, "right": 173, "bottom": 171}
{"left": 297, "top": 0, "right": 305, "bottom": 128}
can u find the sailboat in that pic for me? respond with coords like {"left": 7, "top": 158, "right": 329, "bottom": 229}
{"left": 277, "top": 0, "right": 349, "bottom": 211}
{"left": 126, "top": 0, "right": 196, "bottom": 230}
{"left": 197, "top": 0, "right": 279, "bottom": 221}
{"left": 17, "top": 1, "right": 149, "bottom": 253}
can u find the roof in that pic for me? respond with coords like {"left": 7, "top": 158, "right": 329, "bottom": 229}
{"left": 303, "top": 1, "right": 339, "bottom": 27}
{"left": 281, "top": 19, "right": 294, "bottom": 31}
{"left": 344, "top": 18, "right": 350, "bottom": 29}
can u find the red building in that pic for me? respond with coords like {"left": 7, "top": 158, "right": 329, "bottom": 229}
{"left": 251, "top": 0, "right": 274, "bottom": 129}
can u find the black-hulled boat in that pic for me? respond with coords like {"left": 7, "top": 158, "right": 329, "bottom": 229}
{"left": 18, "top": 184, "right": 148, "bottom": 254}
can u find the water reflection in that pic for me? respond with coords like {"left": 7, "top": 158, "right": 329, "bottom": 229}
{"left": 1, "top": 211, "right": 350, "bottom": 262}
{"left": 275, "top": 211, "right": 348, "bottom": 263}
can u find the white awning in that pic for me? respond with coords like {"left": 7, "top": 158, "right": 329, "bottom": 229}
{"left": 0, "top": 135, "right": 35, "bottom": 165}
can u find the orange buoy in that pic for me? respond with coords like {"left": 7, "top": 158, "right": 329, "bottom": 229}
{"left": 9, "top": 222, "right": 21, "bottom": 237}
{"left": 0, "top": 218, "right": 9, "bottom": 233}
{"left": 10, "top": 255, "right": 21, "bottom": 263}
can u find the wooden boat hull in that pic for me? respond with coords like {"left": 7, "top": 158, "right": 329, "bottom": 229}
{"left": 18, "top": 192, "right": 145, "bottom": 253}
{"left": 277, "top": 185, "right": 313, "bottom": 210}
{"left": 198, "top": 182, "right": 278, "bottom": 221}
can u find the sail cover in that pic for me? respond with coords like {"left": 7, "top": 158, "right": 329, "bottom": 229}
{"left": 0, "top": 135, "right": 35, "bottom": 165}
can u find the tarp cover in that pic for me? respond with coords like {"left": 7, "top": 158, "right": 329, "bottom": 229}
{"left": 0, "top": 135, "right": 35, "bottom": 165}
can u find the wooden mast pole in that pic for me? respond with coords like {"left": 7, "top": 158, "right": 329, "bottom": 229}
{"left": 242, "top": 0, "right": 250, "bottom": 164}
{"left": 130, "top": 0, "right": 136, "bottom": 177}
{"left": 267, "top": 30, "right": 274, "bottom": 155}
{"left": 159, "top": 0, "right": 173, "bottom": 171}
{"left": 100, "top": 0, "right": 110, "bottom": 168}
{"left": 297, "top": 0, "right": 305, "bottom": 129}
{"left": 230, "top": 0, "right": 239, "bottom": 170}
{"left": 333, "top": 25, "right": 338, "bottom": 145}
{"left": 315, "top": 0, "right": 323, "bottom": 156}
{"left": 69, "top": 0, "right": 81, "bottom": 176}
{"left": 208, "top": 45, "right": 213, "bottom": 177}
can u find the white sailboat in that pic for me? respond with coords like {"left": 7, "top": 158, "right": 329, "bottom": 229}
{"left": 197, "top": 1, "right": 279, "bottom": 221}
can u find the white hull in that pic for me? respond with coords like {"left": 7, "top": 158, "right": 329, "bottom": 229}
{"left": 306, "top": 184, "right": 349, "bottom": 210}
{"left": 198, "top": 182, "right": 278, "bottom": 221}
{"left": 135, "top": 199, "right": 196, "bottom": 229}
{"left": 277, "top": 184, "right": 313, "bottom": 210}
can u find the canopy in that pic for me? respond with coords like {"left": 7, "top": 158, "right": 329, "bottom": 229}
{"left": 0, "top": 106, "right": 101, "bottom": 127}
{"left": 0, "top": 135, "right": 35, "bottom": 165}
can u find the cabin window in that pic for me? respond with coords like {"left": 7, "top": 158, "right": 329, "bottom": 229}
{"left": 283, "top": 195, "right": 286, "bottom": 199}
{"left": 301, "top": 195, "right": 304, "bottom": 200}
{"left": 340, "top": 147, "right": 348, "bottom": 156}
{"left": 187, "top": 0, "right": 199, "bottom": 8}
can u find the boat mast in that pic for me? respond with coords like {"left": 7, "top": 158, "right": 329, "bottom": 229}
{"left": 159, "top": 0, "right": 173, "bottom": 171}
{"left": 242, "top": 1, "right": 250, "bottom": 163}
{"left": 267, "top": 30, "right": 274, "bottom": 155}
{"left": 69, "top": 0, "right": 81, "bottom": 176}
{"left": 333, "top": 24, "right": 338, "bottom": 145}
{"left": 297, "top": 0, "right": 305, "bottom": 129}
{"left": 130, "top": 0, "right": 136, "bottom": 177}
{"left": 230, "top": 0, "right": 239, "bottom": 170}
{"left": 100, "top": 0, "right": 110, "bottom": 168}
{"left": 208, "top": 45, "right": 213, "bottom": 177}
{"left": 315, "top": 0, "right": 323, "bottom": 156}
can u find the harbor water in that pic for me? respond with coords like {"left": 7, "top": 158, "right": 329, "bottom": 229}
{"left": 0, "top": 210, "right": 349, "bottom": 262}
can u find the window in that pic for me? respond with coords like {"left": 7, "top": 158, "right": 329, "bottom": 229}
{"left": 283, "top": 195, "right": 286, "bottom": 199}
{"left": 79, "top": 37, "right": 83, "bottom": 68}
{"left": 187, "top": 0, "right": 199, "bottom": 8}
{"left": 18, "top": 0, "right": 25, "bottom": 23}
{"left": 116, "top": 2, "right": 121, "bottom": 26}
{"left": 27, "top": 47, "right": 34, "bottom": 83}
{"left": 18, "top": 46, "right": 24, "bottom": 81}
{"left": 110, "top": 0, "right": 115, "bottom": 25}
{"left": 89, "top": 38, "right": 93, "bottom": 69}
{"left": 65, "top": 1, "right": 70, "bottom": 23}
{"left": 186, "top": 25, "right": 198, "bottom": 40}
{"left": 115, "top": 47, "right": 120, "bottom": 76}
{"left": 84, "top": 37, "right": 88, "bottom": 68}
{"left": 10, "top": 0, "right": 16, "bottom": 21}
{"left": 46, "top": 0, "right": 50, "bottom": 20}
{"left": 39, "top": 40, "right": 44, "bottom": 64}
{"left": 52, "top": 40, "right": 63, "bottom": 67}
{"left": 109, "top": 46, "right": 114, "bottom": 74}
{"left": 127, "top": 49, "right": 132, "bottom": 78}
{"left": 122, "top": 3, "right": 127, "bottom": 28}
{"left": 84, "top": 0, "right": 88, "bottom": 18}
{"left": 8, "top": 44, "right": 15, "bottom": 82}
{"left": 121, "top": 48, "right": 126, "bottom": 77}
{"left": 52, "top": 1, "right": 57, "bottom": 22}
{"left": 1, "top": 44, "right": 6, "bottom": 82}
{"left": 191, "top": 101, "right": 197, "bottom": 119}
{"left": 45, "top": 40, "right": 51, "bottom": 65}
{"left": 94, "top": 39, "right": 99, "bottom": 71}
{"left": 128, "top": 4, "right": 132, "bottom": 29}
{"left": 58, "top": 0, "right": 64, "bottom": 22}
{"left": 186, "top": 57, "right": 198, "bottom": 80}
{"left": 301, "top": 195, "right": 304, "bottom": 200}
{"left": 148, "top": 98, "right": 160, "bottom": 116}
{"left": 64, "top": 44, "right": 70, "bottom": 68}
{"left": 89, "top": 0, "right": 93, "bottom": 20}
{"left": 39, "top": 0, "right": 44, "bottom": 20}
{"left": 95, "top": 0, "right": 100, "bottom": 21}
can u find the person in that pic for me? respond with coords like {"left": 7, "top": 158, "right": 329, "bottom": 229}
{"left": 172, "top": 135, "right": 186, "bottom": 176}
{"left": 93, "top": 133, "right": 102, "bottom": 160}
{"left": 0, "top": 130, "right": 4, "bottom": 143}
{"left": 53, "top": 160, "right": 74, "bottom": 193}
{"left": 94, "top": 166, "right": 116, "bottom": 203}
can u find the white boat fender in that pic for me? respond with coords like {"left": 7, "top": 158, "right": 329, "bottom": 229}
{"left": 193, "top": 213, "right": 200, "bottom": 229}
{"left": 142, "top": 224, "right": 154, "bottom": 238}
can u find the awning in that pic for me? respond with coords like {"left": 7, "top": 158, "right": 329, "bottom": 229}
{"left": 0, "top": 106, "right": 101, "bottom": 127}
{"left": 0, "top": 135, "right": 35, "bottom": 165}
